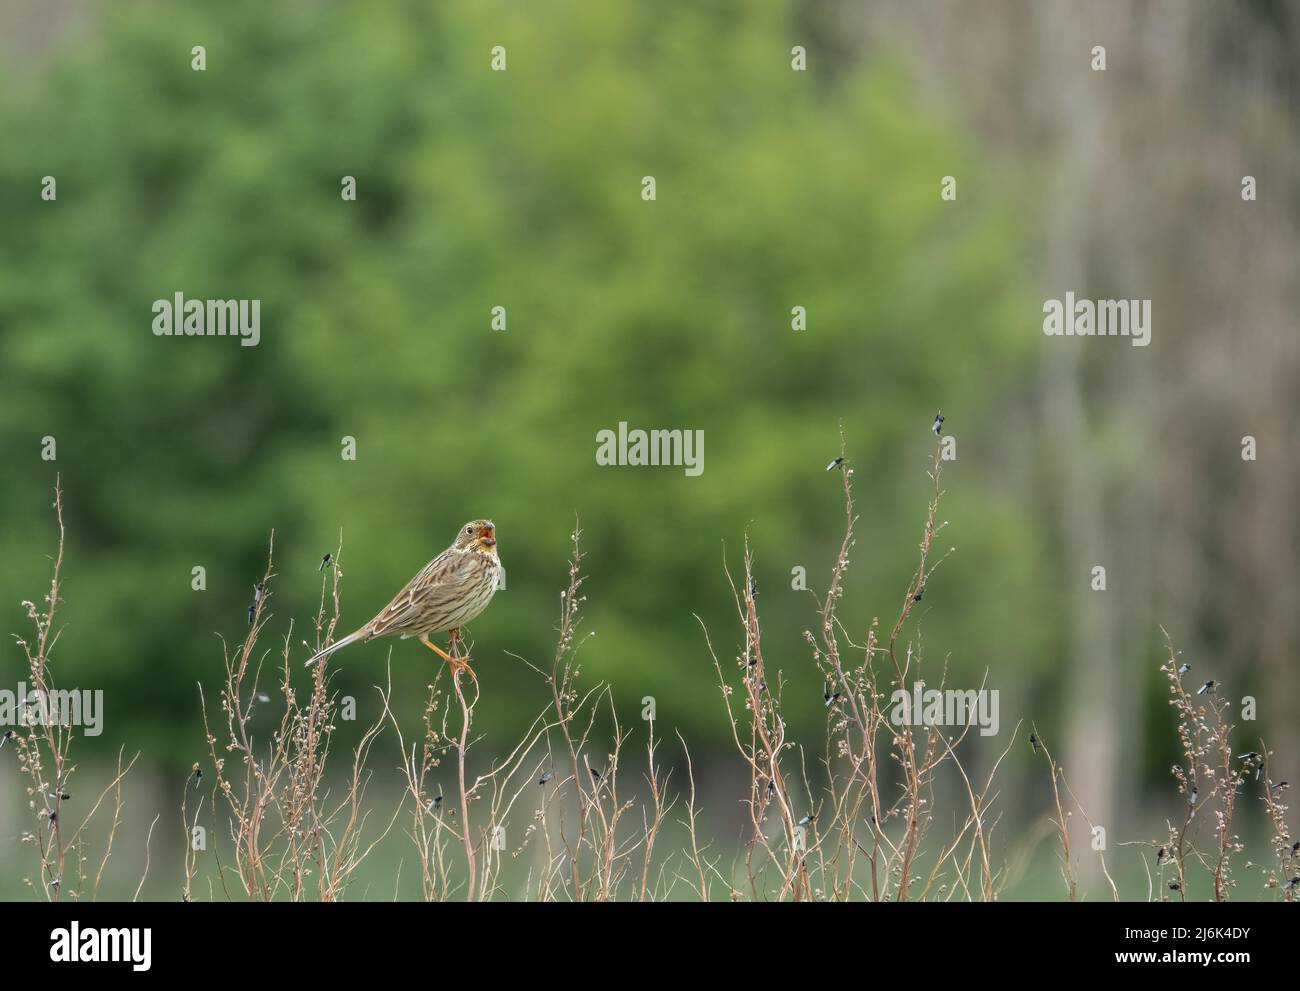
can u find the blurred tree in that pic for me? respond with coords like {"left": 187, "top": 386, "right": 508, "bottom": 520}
{"left": 0, "top": 0, "right": 1039, "bottom": 771}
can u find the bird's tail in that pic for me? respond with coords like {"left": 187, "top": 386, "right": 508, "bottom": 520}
{"left": 304, "top": 626, "right": 367, "bottom": 667}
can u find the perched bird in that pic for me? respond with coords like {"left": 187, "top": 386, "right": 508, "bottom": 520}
{"left": 932, "top": 412, "right": 944, "bottom": 435}
{"left": 1177, "top": 662, "right": 1190, "bottom": 675}
{"left": 1197, "top": 680, "right": 1216, "bottom": 696}
{"left": 1029, "top": 733, "right": 1040, "bottom": 755}
{"left": 304, "top": 520, "right": 504, "bottom": 678}
{"left": 825, "top": 456, "right": 847, "bottom": 472}
{"left": 319, "top": 553, "right": 333, "bottom": 572}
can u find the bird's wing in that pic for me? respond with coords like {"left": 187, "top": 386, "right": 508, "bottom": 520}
{"left": 365, "top": 548, "right": 478, "bottom": 637}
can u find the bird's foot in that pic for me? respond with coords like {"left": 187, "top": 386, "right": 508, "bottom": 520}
{"left": 450, "top": 654, "right": 478, "bottom": 682}
{"left": 420, "top": 635, "right": 478, "bottom": 682}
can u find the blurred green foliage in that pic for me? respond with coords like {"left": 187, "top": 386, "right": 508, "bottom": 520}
{"left": 0, "top": 0, "right": 1048, "bottom": 769}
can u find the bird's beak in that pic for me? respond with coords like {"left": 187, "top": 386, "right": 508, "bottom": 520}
{"left": 480, "top": 525, "right": 496, "bottom": 548}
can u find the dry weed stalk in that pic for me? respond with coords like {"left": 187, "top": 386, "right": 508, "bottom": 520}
{"left": 1157, "top": 629, "right": 1254, "bottom": 902}
{"left": 704, "top": 437, "right": 1013, "bottom": 901}
{"left": 1028, "top": 729, "right": 1121, "bottom": 902}
{"left": 19, "top": 472, "right": 1291, "bottom": 903}
{"left": 9, "top": 479, "right": 140, "bottom": 900}
{"left": 193, "top": 535, "right": 394, "bottom": 900}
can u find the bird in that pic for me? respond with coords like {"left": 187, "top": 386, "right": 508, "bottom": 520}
{"left": 304, "top": 519, "right": 504, "bottom": 678}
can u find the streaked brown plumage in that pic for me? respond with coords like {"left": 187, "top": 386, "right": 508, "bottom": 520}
{"left": 305, "top": 519, "right": 504, "bottom": 677}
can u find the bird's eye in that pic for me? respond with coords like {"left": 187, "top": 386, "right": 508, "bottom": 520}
{"left": 466, "top": 526, "right": 473, "bottom": 533}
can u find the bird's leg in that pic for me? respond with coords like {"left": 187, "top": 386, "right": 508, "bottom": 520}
{"left": 419, "top": 634, "right": 454, "bottom": 663}
{"left": 420, "top": 631, "right": 477, "bottom": 681}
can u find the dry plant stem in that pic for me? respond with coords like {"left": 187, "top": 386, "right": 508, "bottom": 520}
{"left": 1059, "top": 772, "right": 1119, "bottom": 901}
{"left": 11, "top": 480, "right": 137, "bottom": 902}
{"left": 548, "top": 522, "right": 591, "bottom": 898}
{"left": 705, "top": 552, "right": 801, "bottom": 900}
{"left": 742, "top": 549, "right": 802, "bottom": 897}
{"left": 1032, "top": 731, "right": 1077, "bottom": 901}
{"left": 1158, "top": 628, "right": 1246, "bottom": 902}
{"left": 92, "top": 748, "right": 133, "bottom": 899}
{"left": 676, "top": 730, "right": 711, "bottom": 901}
{"left": 1163, "top": 630, "right": 1198, "bottom": 901}
{"left": 17, "top": 479, "right": 69, "bottom": 897}
{"left": 1159, "top": 627, "right": 1222, "bottom": 902}
{"left": 890, "top": 443, "right": 946, "bottom": 901}
{"left": 638, "top": 718, "right": 668, "bottom": 901}
{"left": 1206, "top": 691, "right": 1240, "bottom": 902}
{"left": 450, "top": 654, "right": 477, "bottom": 902}
{"left": 195, "top": 533, "right": 394, "bottom": 901}
{"left": 813, "top": 431, "right": 883, "bottom": 900}
{"left": 1257, "top": 743, "right": 1295, "bottom": 901}
{"left": 920, "top": 720, "right": 1020, "bottom": 901}
{"left": 381, "top": 668, "right": 458, "bottom": 901}
{"left": 703, "top": 434, "right": 977, "bottom": 901}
